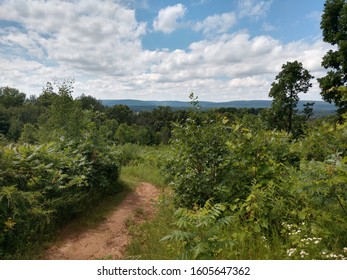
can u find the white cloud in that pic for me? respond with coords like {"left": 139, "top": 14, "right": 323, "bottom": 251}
{"left": 192, "top": 0, "right": 211, "bottom": 6}
{"left": 0, "top": 0, "right": 148, "bottom": 76}
{"left": 238, "top": 0, "right": 273, "bottom": 20}
{"left": 130, "top": 32, "right": 330, "bottom": 101}
{"left": 192, "top": 0, "right": 273, "bottom": 36}
{"left": 0, "top": 0, "right": 332, "bottom": 102}
{"left": 262, "top": 22, "right": 276, "bottom": 32}
{"left": 193, "top": 12, "right": 237, "bottom": 35}
{"left": 153, "top": 4, "right": 187, "bottom": 33}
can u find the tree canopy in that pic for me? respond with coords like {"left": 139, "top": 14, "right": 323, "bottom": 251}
{"left": 318, "top": 0, "right": 347, "bottom": 113}
{"left": 268, "top": 61, "right": 313, "bottom": 134}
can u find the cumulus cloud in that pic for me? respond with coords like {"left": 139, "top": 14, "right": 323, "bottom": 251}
{"left": 193, "top": 12, "right": 237, "bottom": 35}
{"left": 0, "top": 0, "right": 331, "bottom": 101}
{"left": 128, "top": 32, "right": 330, "bottom": 101}
{"left": 70, "top": 32, "right": 330, "bottom": 101}
{"left": 192, "top": 0, "right": 273, "bottom": 36}
{"left": 0, "top": 0, "right": 147, "bottom": 76}
{"left": 153, "top": 3, "right": 187, "bottom": 33}
{"left": 238, "top": 0, "right": 273, "bottom": 20}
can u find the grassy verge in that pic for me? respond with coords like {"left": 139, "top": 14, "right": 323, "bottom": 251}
{"left": 118, "top": 145, "right": 183, "bottom": 259}
{"left": 120, "top": 163, "right": 165, "bottom": 188}
{"left": 118, "top": 144, "right": 170, "bottom": 188}
{"left": 125, "top": 192, "right": 182, "bottom": 259}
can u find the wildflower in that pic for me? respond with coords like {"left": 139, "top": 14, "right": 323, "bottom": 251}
{"left": 327, "top": 253, "right": 338, "bottom": 259}
{"left": 287, "top": 248, "right": 296, "bottom": 257}
{"left": 300, "top": 250, "right": 308, "bottom": 258}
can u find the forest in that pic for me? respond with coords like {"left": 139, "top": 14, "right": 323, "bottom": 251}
{"left": 1, "top": 0, "right": 347, "bottom": 260}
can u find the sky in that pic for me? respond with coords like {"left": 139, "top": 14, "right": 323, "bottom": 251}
{"left": 0, "top": 0, "right": 332, "bottom": 101}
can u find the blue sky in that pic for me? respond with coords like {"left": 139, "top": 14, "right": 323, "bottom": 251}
{"left": 0, "top": 0, "right": 331, "bottom": 101}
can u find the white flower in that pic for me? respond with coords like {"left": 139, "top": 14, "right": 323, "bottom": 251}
{"left": 287, "top": 248, "right": 296, "bottom": 257}
{"left": 300, "top": 250, "right": 308, "bottom": 258}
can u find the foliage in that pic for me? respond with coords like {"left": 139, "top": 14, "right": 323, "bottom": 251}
{"left": 106, "top": 104, "right": 134, "bottom": 125}
{"left": 160, "top": 102, "right": 347, "bottom": 259}
{"left": 319, "top": 0, "right": 347, "bottom": 113}
{"left": 36, "top": 81, "right": 85, "bottom": 142}
{"left": 268, "top": 60, "right": 313, "bottom": 134}
{"left": 126, "top": 192, "right": 179, "bottom": 260}
{"left": 0, "top": 87, "right": 26, "bottom": 109}
{"left": 1, "top": 79, "right": 346, "bottom": 261}
{"left": 119, "top": 145, "right": 169, "bottom": 188}
{"left": 167, "top": 107, "right": 299, "bottom": 208}
{"left": 77, "top": 94, "right": 105, "bottom": 112}
{"left": 0, "top": 140, "right": 121, "bottom": 259}
{"left": 115, "top": 123, "right": 154, "bottom": 145}
{"left": 168, "top": 115, "right": 231, "bottom": 207}
{"left": 161, "top": 200, "right": 234, "bottom": 259}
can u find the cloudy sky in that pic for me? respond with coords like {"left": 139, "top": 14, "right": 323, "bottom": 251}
{"left": 0, "top": 0, "right": 331, "bottom": 101}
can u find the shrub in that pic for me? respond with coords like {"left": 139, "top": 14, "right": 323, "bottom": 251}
{"left": 0, "top": 139, "right": 121, "bottom": 259}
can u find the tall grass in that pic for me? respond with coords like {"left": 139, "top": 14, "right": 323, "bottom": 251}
{"left": 118, "top": 144, "right": 170, "bottom": 188}
{"left": 125, "top": 193, "right": 182, "bottom": 259}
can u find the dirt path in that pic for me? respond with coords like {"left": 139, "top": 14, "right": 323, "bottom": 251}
{"left": 42, "top": 182, "right": 160, "bottom": 260}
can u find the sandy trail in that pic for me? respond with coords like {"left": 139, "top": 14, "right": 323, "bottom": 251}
{"left": 42, "top": 182, "right": 160, "bottom": 260}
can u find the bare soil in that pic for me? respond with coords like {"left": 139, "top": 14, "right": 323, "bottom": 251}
{"left": 42, "top": 182, "right": 160, "bottom": 260}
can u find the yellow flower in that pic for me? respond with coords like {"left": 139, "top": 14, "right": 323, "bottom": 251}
{"left": 4, "top": 218, "right": 16, "bottom": 230}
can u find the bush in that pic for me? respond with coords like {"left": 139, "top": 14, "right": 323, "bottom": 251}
{"left": 163, "top": 110, "right": 347, "bottom": 259}
{"left": 167, "top": 116, "right": 231, "bottom": 207}
{"left": 0, "top": 139, "right": 121, "bottom": 259}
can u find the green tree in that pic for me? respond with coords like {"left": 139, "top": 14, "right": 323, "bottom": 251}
{"left": 77, "top": 94, "right": 105, "bottom": 112}
{"left": 35, "top": 82, "right": 58, "bottom": 108}
{"left": 37, "top": 80, "right": 85, "bottom": 142}
{"left": 19, "top": 123, "right": 38, "bottom": 144}
{"left": 268, "top": 61, "right": 313, "bottom": 134}
{"left": 0, "top": 87, "right": 26, "bottom": 109}
{"left": 0, "top": 106, "right": 10, "bottom": 135}
{"left": 318, "top": 0, "right": 347, "bottom": 113}
{"left": 106, "top": 104, "right": 134, "bottom": 125}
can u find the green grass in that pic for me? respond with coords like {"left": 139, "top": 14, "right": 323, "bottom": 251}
{"left": 120, "top": 163, "right": 166, "bottom": 188}
{"left": 125, "top": 192, "right": 183, "bottom": 260}
{"left": 118, "top": 144, "right": 170, "bottom": 188}
{"left": 119, "top": 145, "right": 182, "bottom": 259}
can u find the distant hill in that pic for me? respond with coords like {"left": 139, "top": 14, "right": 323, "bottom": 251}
{"left": 101, "top": 99, "right": 337, "bottom": 114}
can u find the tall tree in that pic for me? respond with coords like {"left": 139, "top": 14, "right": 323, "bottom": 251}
{"left": 106, "top": 104, "right": 134, "bottom": 125}
{"left": 0, "top": 106, "right": 10, "bottom": 135}
{"left": 318, "top": 0, "right": 347, "bottom": 114}
{"left": 37, "top": 80, "right": 85, "bottom": 142}
{"left": 0, "top": 87, "right": 26, "bottom": 109}
{"left": 77, "top": 94, "right": 105, "bottom": 112}
{"left": 268, "top": 61, "right": 313, "bottom": 134}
